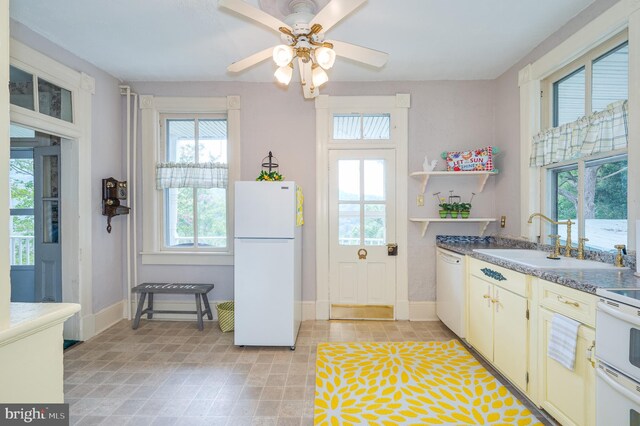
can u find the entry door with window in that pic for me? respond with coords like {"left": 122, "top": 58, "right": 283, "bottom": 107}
{"left": 329, "top": 149, "right": 396, "bottom": 319}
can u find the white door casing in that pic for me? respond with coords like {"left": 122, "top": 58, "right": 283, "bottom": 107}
{"left": 329, "top": 149, "right": 396, "bottom": 314}
{"left": 315, "top": 94, "right": 410, "bottom": 320}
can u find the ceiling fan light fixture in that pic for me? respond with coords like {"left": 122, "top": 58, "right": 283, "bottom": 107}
{"left": 315, "top": 46, "right": 336, "bottom": 69}
{"left": 272, "top": 45, "right": 294, "bottom": 67}
{"left": 274, "top": 63, "right": 294, "bottom": 85}
{"left": 311, "top": 65, "right": 329, "bottom": 88}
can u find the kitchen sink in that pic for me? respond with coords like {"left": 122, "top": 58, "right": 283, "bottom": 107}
{"left": 472, "top": 248, "right": 623, "bottom": 270}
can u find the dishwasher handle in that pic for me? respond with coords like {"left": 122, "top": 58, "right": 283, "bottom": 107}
{"left": 439, "top": 251, "right": 462, "bottom": 265}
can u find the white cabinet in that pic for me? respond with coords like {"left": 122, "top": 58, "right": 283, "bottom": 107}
{"left": 537, "top": 279, "right": 596, "bottom": 426}
{"left": 467, "top": 258, "right": 529, "bottom": 393}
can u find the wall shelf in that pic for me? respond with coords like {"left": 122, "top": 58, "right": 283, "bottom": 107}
{"left": 409, "top": 218, "right": 497, "bottom": 237}
{"left": 410, "top": 171, "right": 498, "bottom": 194}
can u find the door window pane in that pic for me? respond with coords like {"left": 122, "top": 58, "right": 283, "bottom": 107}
{"left": 554, "top": 67, "right": 586, "bottom": 126}
{"left": 592, "top": 42, "right": 628, "bottom": 112}
{"left": 584, "top": 157, "right": 627, "bottom": 250}
{"left": 338, "top": 160, "right": 360, "bottom": 201}
{"left": 364, "top": 160, "right": 385, "bottom": 201}
{"left": 197, "top": 188, "right": 226, "bottom": 248}
{"left": 363, "top": 114, "right": 390, "bottom": 139}
{"left": 165, "top": 188, "right": 194, "bottom": 248}
{"left": 333, "top": 114, "right": 391, "bottom": 140}
{"left": 338, "top": 204, "right": 360, "bottom": 245}
{"left": 43, "top": 201, "right": 59, "bottom": 244}
{"left": 10, "top": 158, "right": 34, "bottom": 209}
{"left": 42, "top": 155, "right": 59, "bottom": 198}
{"left": 10, "top": 215, "right": 34, "bottom": 265}
{"left": 333, "top": 114, "right": 361, "bottom": 139}
{"left": 9, "top": 66, "right": 34, "bottom": 111}
{"left": 364, "top": 204, "right": 385, "bottom": 246}
{"left": 38, "top": 78, "right": 73, "bottom": 123}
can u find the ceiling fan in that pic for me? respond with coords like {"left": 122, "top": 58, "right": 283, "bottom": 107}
{"left": 218, "top": 0, "right": 389, "bottom": 99}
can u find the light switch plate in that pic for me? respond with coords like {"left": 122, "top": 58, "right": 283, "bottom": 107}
{"left": 417, "top": 195, "right": 424, "bottom": 206}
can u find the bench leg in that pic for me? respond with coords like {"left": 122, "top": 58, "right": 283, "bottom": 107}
{"left": 147, "top": 293, "right": 154, "bottom": 319}
{"left": 202, "top": 293, "right": 213, "bottom": 320}
{"left": 132, "top": 292, "right": 147, "bottom": 330}
{"left": 195, "top": 294, "right": 204, "bottom": 331}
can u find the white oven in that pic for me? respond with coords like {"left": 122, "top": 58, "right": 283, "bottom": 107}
{"left": 596, "top": 361, "right": 640, "bottom": 426}
{"left": 596, "top": 288, "right": 640, "bottom": 426}
{"left": 596, "top": 297, "right": 640, "bottom": 380}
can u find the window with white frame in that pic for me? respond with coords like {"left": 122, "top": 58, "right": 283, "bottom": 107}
{"left": 536, "top": 33, "right": 628, "bottom": 251}
{"left": 140, "top": 96, "right": 239, "bottom": 265}
{"left": 158, "top": 114, "right": 229, "bottom": 251}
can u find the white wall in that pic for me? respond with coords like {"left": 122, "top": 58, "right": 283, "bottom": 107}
{"left": 10, "top": 20, "right": 125, "bottom": 314}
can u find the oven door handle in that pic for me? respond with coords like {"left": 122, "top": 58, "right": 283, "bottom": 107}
{"left": 596, "top": 367, "right": 640, "bottom": 405}
{"left": 597, "top": 301, "right": 640, "bottom": 327}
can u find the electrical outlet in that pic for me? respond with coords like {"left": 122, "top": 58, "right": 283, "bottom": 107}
{"left": 417, "top": 195, "right": 424, "bottom": 206}
{"left": 500, "top": 216, "right": 506, "bottom": 228}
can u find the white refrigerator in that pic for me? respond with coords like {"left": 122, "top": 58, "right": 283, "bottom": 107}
{"left": 234, "top": 181, "right": 302, "bottom": 349}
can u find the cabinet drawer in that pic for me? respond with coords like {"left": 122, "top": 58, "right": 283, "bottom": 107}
{"left": 469, "top": 257, "right": 527, "bottom": 297}
{"left": 537, "top": 279, "right": 596, "bottom": 327}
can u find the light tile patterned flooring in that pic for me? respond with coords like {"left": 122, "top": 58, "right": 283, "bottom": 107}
{"left": 64, "top": 320, "right": 548, "bottom": 425}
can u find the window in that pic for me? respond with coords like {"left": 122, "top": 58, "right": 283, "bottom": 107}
{"left": 140, "top": 96, "right": 239, "bottom": 265}
{"left": 333, "top": 113, "right": 390, "bottom": 140}
{"left": 161, "top": 115, "right": 228, "bottom": 251}
{"left": 542, "top": 33, "right": 628, "bottom": 251}
{"left": 9, "top": 65, "right": 73, "bottom": 123}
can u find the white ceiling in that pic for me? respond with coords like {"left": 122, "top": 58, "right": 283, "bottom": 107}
{"left": 10, "top": 0, "right": 597, "bottom": 82}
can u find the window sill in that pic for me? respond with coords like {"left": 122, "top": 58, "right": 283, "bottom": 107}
{"left": 140, "top": 251, "right": 233, "bottom": 266}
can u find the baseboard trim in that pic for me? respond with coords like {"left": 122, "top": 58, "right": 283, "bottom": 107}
{"left": 409, "top": 301, "right": 438, "bottom": 321}
{"left": 302, "top": 301, "right": 316, "bottom": 321}
{"left": 94, "top": 300, "right": 125, "bottom": 335}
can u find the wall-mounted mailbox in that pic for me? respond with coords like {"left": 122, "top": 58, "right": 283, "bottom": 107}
{"left": 102, "top": 177, "right": 130, "bottom": 233}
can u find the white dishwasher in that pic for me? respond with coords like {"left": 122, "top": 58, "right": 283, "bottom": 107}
{"left": 436, "top": 247, "right": 466, "bottom": 338}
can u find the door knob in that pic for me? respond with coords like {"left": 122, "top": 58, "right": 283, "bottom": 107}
{"left": 357, "top": 248, "right": 367, "bottom": 259}
{"left": 387, "top": 243, "right": 398, "bottom": 256}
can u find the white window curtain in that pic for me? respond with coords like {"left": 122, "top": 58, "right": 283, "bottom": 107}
{"left": 156, "top": 162, "right": 228, "bottom": 189}
{"left": 530, "top": 100, "right": 628, "bottom": 167}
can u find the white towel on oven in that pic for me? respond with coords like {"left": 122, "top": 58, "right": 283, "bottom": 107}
{"left": 548, "top": 313, "right": 580, "bottom": 370}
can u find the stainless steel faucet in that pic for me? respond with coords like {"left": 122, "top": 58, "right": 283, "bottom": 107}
{"left": 528, "top": 213, "right": 573, "bottom": 257}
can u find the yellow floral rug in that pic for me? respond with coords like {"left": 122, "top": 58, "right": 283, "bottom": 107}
{"left": 314, "top": 340, "right": 541, "bottom": 425}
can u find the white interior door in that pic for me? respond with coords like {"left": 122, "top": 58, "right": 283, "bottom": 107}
{"left": 329, "top": 149, "right": 396, "bottom": 319}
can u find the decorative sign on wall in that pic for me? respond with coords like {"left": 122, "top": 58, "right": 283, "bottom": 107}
{"left": 443, "top": 146, "right": 498, "bottom": 172}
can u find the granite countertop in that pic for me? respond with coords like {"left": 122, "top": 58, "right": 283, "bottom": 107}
{"left": 436, "top": 236, "right": 640, "bottom": 294}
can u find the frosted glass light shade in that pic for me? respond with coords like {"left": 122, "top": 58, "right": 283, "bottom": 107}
{"left": 274, "top": 65, "right": 293, "bottom": 85}
{"left": 272, "top": 45, "right": 294, "bottom": 67}
{"left": 315, "top": 46, "right": 336, "bottom": 69}
{"left": 312, "top": 66, "right": 329, "bottom": 87}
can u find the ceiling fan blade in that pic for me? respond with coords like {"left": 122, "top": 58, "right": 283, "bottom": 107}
{"left": 228, "top": 47, "right": 274, "bottom": 73}
{"left": 310, "top": 0, "right": 367, "bottom": 33}
{"left": 330, "top": 40, "right": 389, "bottom": 68}
{"left": 219, "top": 0, "right": 290, "bottom": 33}
{"left": 298, "top": 58, "right": 317, "bottom": 99}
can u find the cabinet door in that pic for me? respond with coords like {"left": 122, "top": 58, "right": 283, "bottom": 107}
{"left": 539, "top": 308, "right": 595, "bottom": 426}
{"left": 493, "top": 286, "right": 529, "bottom": 392}
{"left": 467, "top": 275, "right": 494, "bottom": 361}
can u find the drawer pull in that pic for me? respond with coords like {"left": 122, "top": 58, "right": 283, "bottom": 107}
{"left": 483, "top": 294, "right": 491, "bottom": 299}
{"left": 481, "top": 268, "right": 506, "bottom": 281}
{"left": 557, "top": 295, "right": 580, "bottom": 307}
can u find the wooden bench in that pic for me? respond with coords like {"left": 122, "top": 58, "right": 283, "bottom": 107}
{"left": 131, "top": 283, "right": 215, "bottom": 331}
